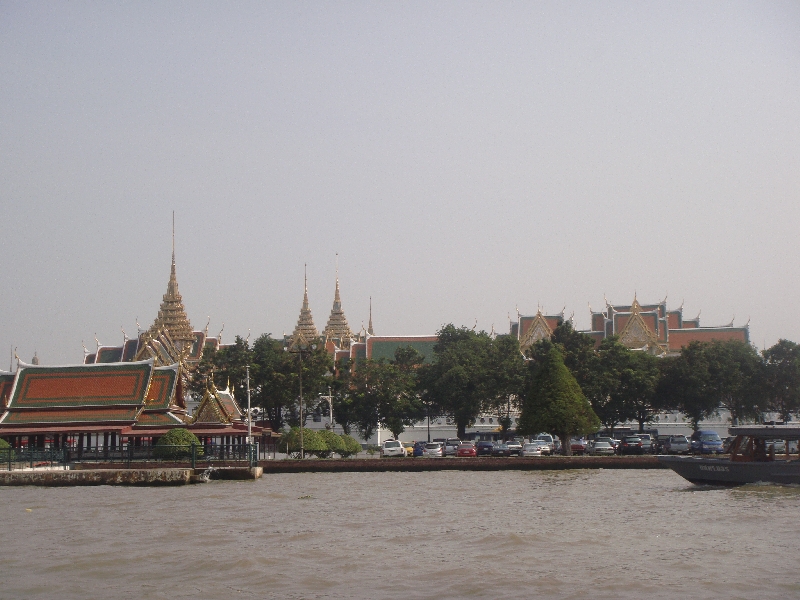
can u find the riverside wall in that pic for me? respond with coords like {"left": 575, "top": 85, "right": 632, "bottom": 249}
{"left": 258, "top": 455, "right": 666, "bottom": 474}
{"left": 0, "top": 466, "right": 263, "bottom": 486}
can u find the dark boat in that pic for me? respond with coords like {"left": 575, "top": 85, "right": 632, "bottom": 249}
{"left": 659, "top": 425, "right": 800, "bottom": 486}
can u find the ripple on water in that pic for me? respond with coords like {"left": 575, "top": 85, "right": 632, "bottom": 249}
{"left": 1, "top": 470, "right": 800, "bottom": 599}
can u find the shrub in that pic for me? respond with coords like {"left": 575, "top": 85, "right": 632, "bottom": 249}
{"left": 338, "top": 434, "right": 362, "bottom": 458}
{"left": 318, "top": 430, "right": 346, "bottom": 458}
{"left": 0, "top": 438, "right": 14, "bottom": 462}
{"left": 153, "top": 428, "right": 204, "bottom": 460}
{"left": 280, "top": 427, "right": 329, "bottom": 458}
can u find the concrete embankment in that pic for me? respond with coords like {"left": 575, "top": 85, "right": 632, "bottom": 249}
{"left": 0, "top": 465, "right": 263, "bottom": 486}
{"left": 259, "top": 455, "right": 666, "bottom": 474}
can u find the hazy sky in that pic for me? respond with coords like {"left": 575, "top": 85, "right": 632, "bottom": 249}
{"left": 1, "top": 2, "right": 799, "bottom": 366}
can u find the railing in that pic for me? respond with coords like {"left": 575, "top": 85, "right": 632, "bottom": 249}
{"left": 0, "top": 447, "right": 66, "bottom": 471}
{"left": 0, "top": 443, "right": 260, "bottom": 471}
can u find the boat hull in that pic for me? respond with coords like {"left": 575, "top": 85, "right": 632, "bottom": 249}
{"left": 658, "top": 455, "right": 800, "bottom": 486}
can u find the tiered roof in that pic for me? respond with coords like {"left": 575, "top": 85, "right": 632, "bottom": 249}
{"left": 322, "top": 275, "right": 353, "bottom": 348}
{"left": 289, "top": 268, "right": 319, "bottom": 349}
{"left": 147, "top": 243, "right": 194, "bottom": 347}
{"left": 0, "top": 360, "right": 155, "bottom": 431}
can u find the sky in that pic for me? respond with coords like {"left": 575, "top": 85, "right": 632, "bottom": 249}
{"left": 1, "top": 2, "right": 799, "bottom": 366}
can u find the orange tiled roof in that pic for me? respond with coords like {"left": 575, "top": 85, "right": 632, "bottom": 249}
{"left": 2, "top": 406, "right": 141, "bottom": 425}
{"left": 8, "top": 361, "right": 153, "bottom": 409}
{"left": 145, "top": 366, "right": 179, "bottom": 409}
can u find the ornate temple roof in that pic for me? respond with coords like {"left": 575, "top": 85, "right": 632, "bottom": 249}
{"left": 367, "top": 297, "right": 374, "bottom": 336}
{"left": 322, "top": 274, "right": 353, "bottom": 347}
{"left": 289, "top": 267, "right": 319, "bottom": 349}
{"left": 147, "top": 229, "right": 194, "bottom": 346}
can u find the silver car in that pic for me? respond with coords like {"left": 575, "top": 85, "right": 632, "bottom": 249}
{"left": 588, "top": 441, "right": 615, "bottom": 456}
{"left": 664, "top": 435, "right": 690, "bottom": 455}
{"left": 521, "top": 443, "right": 543, "bottom": 457}
{"left": 423, "top": 442, "right": 444, "bottom": 458}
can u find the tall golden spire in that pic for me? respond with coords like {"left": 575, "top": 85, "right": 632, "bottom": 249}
{"left": 322, "top": 255, "right": 352, "bottom": 347}
{"left": 148, "top": 213, "right": 194, "bottom": 347}
{"left": 367, "top": 296, "right": 374, "bottom": 336}
{"left": 290, "top": 264, "right": 319, "bottom": 348}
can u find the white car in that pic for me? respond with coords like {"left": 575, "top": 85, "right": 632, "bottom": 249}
{"left": 380, "top": 439, "right": 405, "bottom": 458}
{"left": 521, "top": 443, "right": 543, "bottom": 457}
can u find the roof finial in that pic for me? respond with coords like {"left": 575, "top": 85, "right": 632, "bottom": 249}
{"left": 204, "top": 316, "right": 210, "bottom": 337}
{"left": 94, "top": 333, "right": 100, "bottom": 351}
{"left": 121, "top": 326, "right": 128, "bottom": 342}
{"left": 172, "top": 210, "right": 175, "bottom": 265}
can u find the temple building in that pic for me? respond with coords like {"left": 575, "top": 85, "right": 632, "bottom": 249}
{"left": 511, "top": 296, "right": 750, "bottom": 355}
{"left": 0, "top": 222, "right": 271, "bottom": 450}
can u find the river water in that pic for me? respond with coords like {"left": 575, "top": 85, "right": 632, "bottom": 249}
{"left": 1, "top": 469, "right": 799, "bottom": 599}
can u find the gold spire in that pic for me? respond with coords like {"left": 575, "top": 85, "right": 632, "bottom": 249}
{"left": 290, "top": 264, "right": 319, "bottom": 348}
{"left": 322, "top": 256, "right": 352, "bottom": 347}
{"left": 367, "top": 296, "right": 374, "bottom": 336}
{"left": 147, "top": 214, "right": 194, "bottom": 348}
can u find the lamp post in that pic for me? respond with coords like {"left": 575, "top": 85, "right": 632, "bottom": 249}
{"left": 246, "top": 364, "right": 252, "bottom": 445}
{"left": 320, "top": 386, "right": 334, "bottom": 428}
{"left": 284, "top": 341, "right": 316, "bottom": 459}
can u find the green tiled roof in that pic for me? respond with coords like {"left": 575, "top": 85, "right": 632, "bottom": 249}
{"left": 370, "top": 340, "right": 436, "bottom": 364}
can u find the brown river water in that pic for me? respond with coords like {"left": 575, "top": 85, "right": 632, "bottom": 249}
{"left": 1, "top": 469, "right": 799, "bottom": 599}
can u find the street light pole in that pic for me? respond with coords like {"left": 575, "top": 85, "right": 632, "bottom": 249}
{"left": 285, "top": 341, "right": 316, "bottom": 460}
{"left": 246, "top": 365, "right": 252, "bottom": 445}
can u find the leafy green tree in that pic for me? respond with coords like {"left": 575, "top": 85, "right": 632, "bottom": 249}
{"left": 703, "top": 340, "right": 763, "bottom": 425}
{"left": 762, "top": 339, "right": 800, "bottom": 421}
{"left": 153, "top": 428, "right": 204, "bottom": 460}
{"left": 486, "top": 335, "right": 526, "bottom": 438}
{"left": 419, "top": 324, "right": 492, "bottom": 438}
{"left": 656, "top": 343, "right": 718, "bottom": 430}
{"left": 584, "top": 337, "right": 634, "bottom": 435}
{"left": 621, "top": 350, "right": 661, "bottom": 432}
{"left": 518, "top": 346, "right": 600, "bottom": 455}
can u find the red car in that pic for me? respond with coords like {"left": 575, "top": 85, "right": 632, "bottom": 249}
{"left": 570, "top": 439, "right": 587, "bottom": 455}
{"left": 456, "top": 442, "right": 477, "bottom": 457}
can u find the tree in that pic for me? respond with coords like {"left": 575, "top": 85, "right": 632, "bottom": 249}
{"left": 656, "top": 343, "right": 718, "bottom": 430}
{"left": 584, "top": 337, "right": 634, "bottom": 435}
{"left": 485, "top": 335, "right": 526, "bottom": 438}
{"left": 349, "top": 351, "right": 422, "bottom": 441}
{"left": 420, "top": 324, "right": 492, "bottom": 438}
{"left": 518, "top": 346, "right": 600, "bottom": 455}
{"left": 762, "top": 339, "right": 800, "bottom": 421}
{"left": 703, "top": 340, "right": 763, "bottom": 425}
{"left": 620, "top": 351, "right": 661, "bottom": 432}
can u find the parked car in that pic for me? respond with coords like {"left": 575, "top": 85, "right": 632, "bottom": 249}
{"left": 593, "top": 436, "right": 617, "bottom": 450}
{"left": 444, "top": 438, "right": 462, "bottom": 456}
{"left": 412, "top": 441, "right": 426, "bottom": 457}
{"left": 505, "top": 440, "right": 523, "bottom": 456}
{"left": 637, "top": 433, "right": 654, "bottom": 453}
{"left": 423, "top": 442, "right": 444, "bottom": 458}
{"left": 690, "top": 430, "right": 724, "bottom": 454}
{"left": 588, "top": 441, "right": 615, "bottom": 456}
{"left": 456, "top": 442, "right": 477, "bottom": 457}
{"left": 491, "top": 442, "right": 512, "bottom": 457}
{"left": 401, "top": 441, "right": 415, "bottom": 457}
{"left": 664, "top": 435, "right": 690, "bottom": 455}
{"left": 521, "top": 443, "right": 543, "bottom": 457}
{"left": 476, "top": 440, "right": 494, "bottom": 456}
{"left": 535, "top": 434, "right": 555, "bottom": 454}
{"left": 532, "top": 440, "right": 551, "bottom": 455}
{"left": 655, "top": 435, "right": 672, "bottom": 454}
{"left": 619, "top": 436, "right": 644, "bottom": 455}
{"left": 570, "top": 439, "right": 587, "bottom": 455}
{"left": 380, "top": 439, "right": 406, "bottom": 458}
